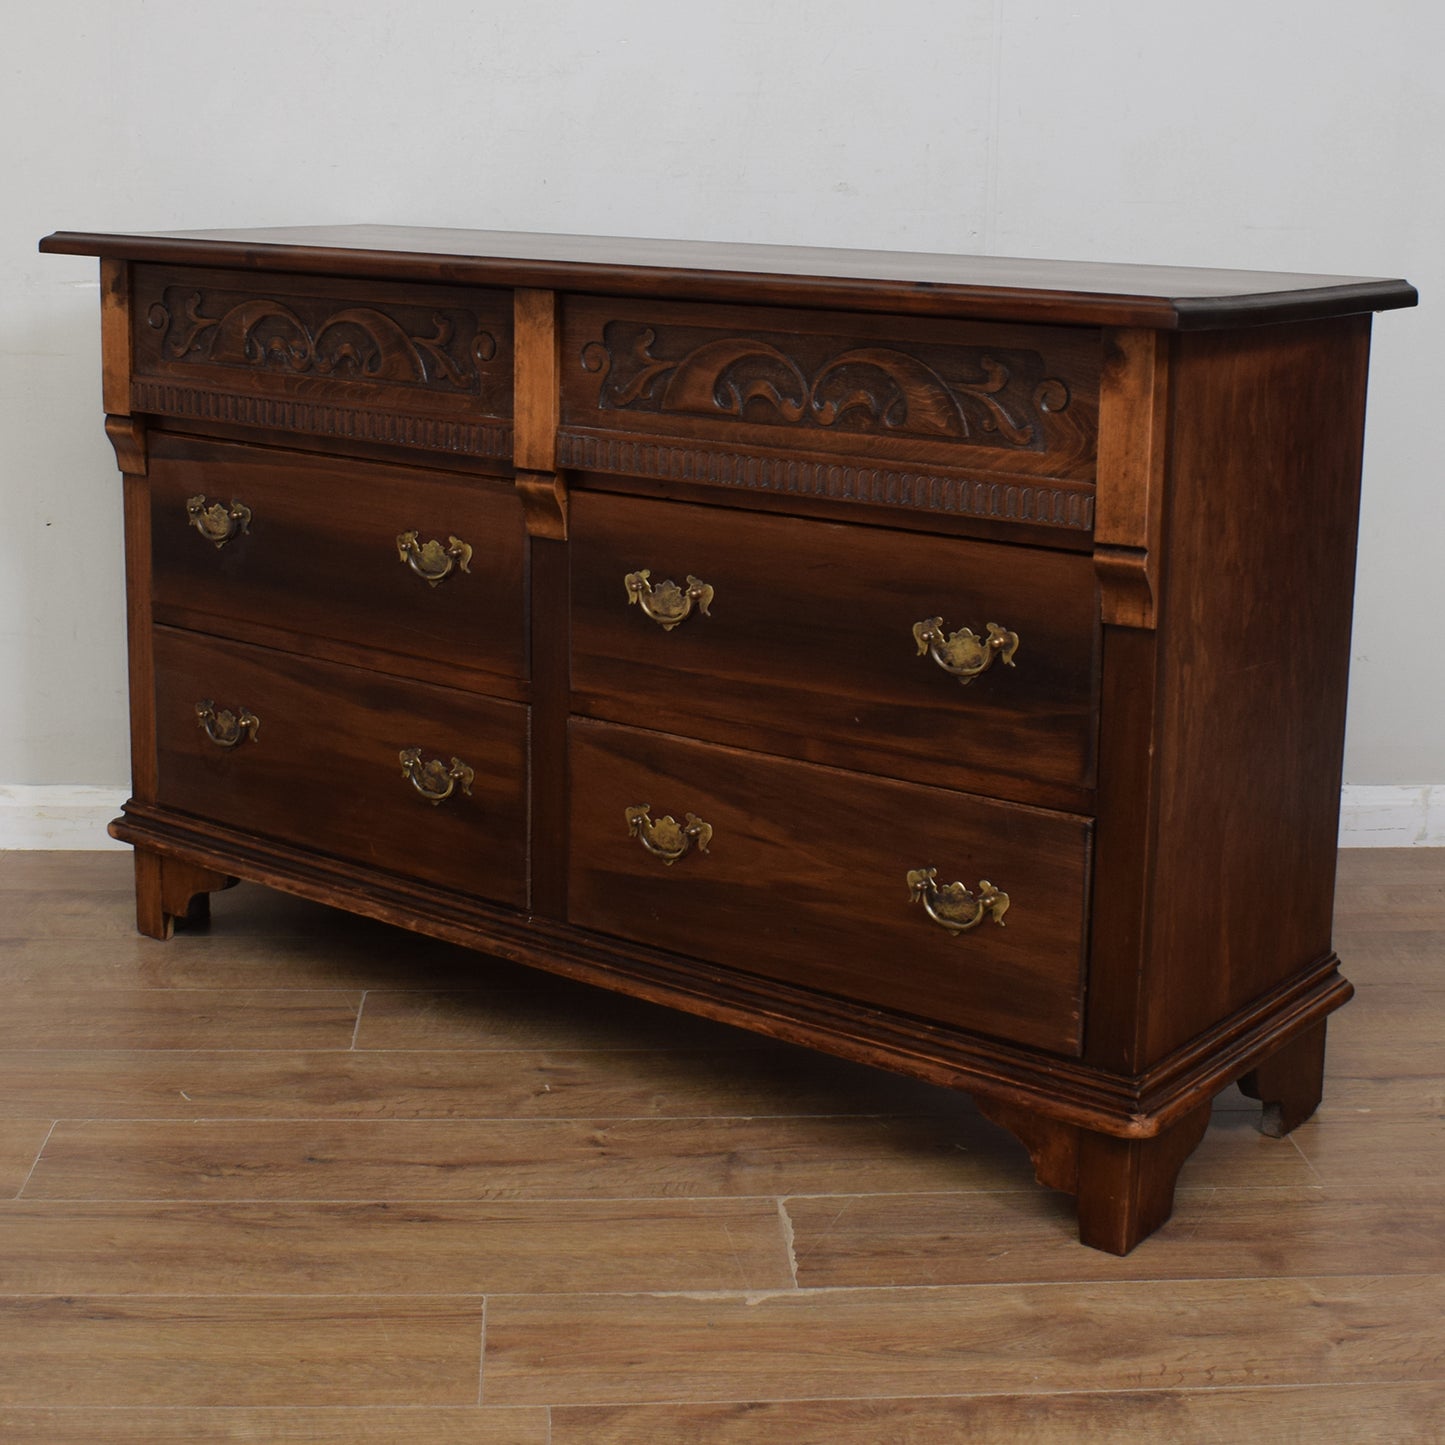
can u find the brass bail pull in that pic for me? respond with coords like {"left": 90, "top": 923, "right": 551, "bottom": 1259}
{"left": 907, "top": 867, "right": 1009, "bottom": 934}
{"left": 195, "top": 700, "right": 260, "bottom": 748}
{"left": 397, "top": 531, "right": 473, "bottom": 586}
{"left": 624, "top": 570, "right": 714, "bottom": 631}
{"left": 186, "top": 494, "right": 251, "bottom": 548}
{"left": 625, "top": 804, "right": 713, "bottom": 864}
{"left": 399, "top": 748, "right": 475, "bottom": 804}
{"left": 914, "top": 617, "right": 1018, "bottom": 683}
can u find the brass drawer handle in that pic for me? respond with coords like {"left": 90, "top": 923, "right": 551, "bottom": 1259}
{"left": 186, "top": 494, "right": 251, "bottom": 548}
{"left": 195, "top": 700, "right": 260, "bottom": 748}
{"left": 399, "top": 748, "right": 475, "bottom": 805}
{"left": 397, "top": 531, "right": 473, "bottom": 586}
{"left": 907, "top": 867, "right": 1009, "bottom": 934}
{"left": 914, "top": 617, "right": 1018, "bottom": 683}
{"left": 625, "top": 570, "right": 714, "bottom": 631}
{"left": 626, "top": 804, "right": 712, "bottom": 864}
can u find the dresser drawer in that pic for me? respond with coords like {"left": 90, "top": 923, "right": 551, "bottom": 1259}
{"left": 149, "top": 436, "right": 527, "bottom": 688}
{"left": 568, "top": 720, "right": 1090, "bottom": 1054}
{"left": 131, "top": 265, "right": 513, "bottom": 460}
{"left": 559, "top": 296, "right": 1099, "bottom": 537}
{"left": 153, "top": 627, "right": 528, "bottom": 907}
{"left": 571, "top": 493, "right": 1098, "bottom": 806}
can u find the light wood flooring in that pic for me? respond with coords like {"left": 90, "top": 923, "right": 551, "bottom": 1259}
{"left": 0, "top": 847, "right": 1440, "bottom": 1442}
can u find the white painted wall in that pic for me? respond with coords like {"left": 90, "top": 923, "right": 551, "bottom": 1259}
{"left": 4, "top": 1, "right": 1439, "bottom": 799}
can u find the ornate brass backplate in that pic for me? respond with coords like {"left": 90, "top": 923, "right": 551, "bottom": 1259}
{"left": 913, "top": 617, "right": 1019, "bottom": 683}
{"left": 624, "top": 570, "right": 714, "bottom": 630}
{"left": 625, "top": 804, "right": 713, "bottom": 864}
{"left": 186, "top": 494, "right": 251, "bottom": 548}
{"left": 195, "top": 700, "right": 260, "bottom": 748}
{"left": 906, "top": 866, "right": 1009, "bottom": 934}
{"left": 399, "top": 747, "right": 475, "bottom": 804}
{"left": 397, "top": 531, "right": 473, "bottom": 586}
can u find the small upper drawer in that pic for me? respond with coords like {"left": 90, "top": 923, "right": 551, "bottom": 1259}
{"left": 570, "top": 493, "right": 1099, "bottom": 808}
{"left": 149, "top": 436, "right": 526, "bottom": 688}
{"left": 131, "top": 265, "right": 513, "bottom": 460}
{"left": 568, "top": 720, "right": 1090, "bottom": 1055}
{"left": 560, "top": 296, "right": 1099, "bottom": 536}
{"left": 154, "top": 627, "right": 528, "bottom": 908}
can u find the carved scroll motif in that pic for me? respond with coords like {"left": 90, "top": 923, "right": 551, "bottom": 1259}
{"left": 581, "top": 322, "right": 1072, "bottom": 451}
{"left": 146, "top": 289, "right": 499, "bottom": 394}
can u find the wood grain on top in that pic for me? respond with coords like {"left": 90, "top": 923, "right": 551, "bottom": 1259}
{"left": 39, "top": 225, "right": 1417, "bottom": 328}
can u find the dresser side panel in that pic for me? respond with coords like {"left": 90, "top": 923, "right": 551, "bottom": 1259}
{"left": 1139, "top": 315, "right": 1371, "bottom": 1065}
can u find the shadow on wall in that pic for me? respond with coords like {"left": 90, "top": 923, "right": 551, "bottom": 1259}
{"left": 4, "top": 264, "right": 131, "bottom": 786}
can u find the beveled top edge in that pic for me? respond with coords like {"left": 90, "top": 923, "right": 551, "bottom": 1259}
{"left": 39, "top": 224, "right": 1418, "bottom": 329}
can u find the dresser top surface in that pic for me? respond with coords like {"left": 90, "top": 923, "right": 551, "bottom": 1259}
{"left": 40, "top": 224, "right": 1416, "bottom": 329}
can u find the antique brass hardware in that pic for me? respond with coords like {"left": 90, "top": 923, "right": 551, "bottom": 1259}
{"left": 913, "top": 617, "right": 1019, "bottom": 683}
{"left": 397, "top": 531, "right": 473, "bottom": 586}
{"left": 195, "top": 700, "right": 260, "bottom": 748}
{"left": 186, "top": 494, "right": 251, "bottom": 548}
{"left": 625, "top": 804, "right": 713, "bottom": 864}
{"left": 906, "top": 867, "right": 1009, "bottom": 934}
{"left": 624, "top": 570, "right": 714, "bottom": 631}
{"left": 399, "top": 748, "right": 475, "bottom": 804}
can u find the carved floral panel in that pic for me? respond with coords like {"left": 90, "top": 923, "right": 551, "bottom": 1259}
{"left": 575, "top": 319, "right": 1081, "bottom": 454}
{"left": 131, "top": 268, "right": 514, "bottom": 423}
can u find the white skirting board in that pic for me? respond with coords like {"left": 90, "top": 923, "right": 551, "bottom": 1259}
{"left": 0, "top": 787, "right": 130, "bottom": 850}
{"left": 0, "top": 783, "right": 1442, "bottom": 850}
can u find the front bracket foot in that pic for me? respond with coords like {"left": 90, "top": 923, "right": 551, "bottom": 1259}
{"left": 1237, "top": 1020, "right": 1328, "bottom": 1138}
{"left": 132, "top": 847, "right": 237, "bottom": 939}
{"left": 978, "top": 1096, "right": 1213, "bottom": 1255}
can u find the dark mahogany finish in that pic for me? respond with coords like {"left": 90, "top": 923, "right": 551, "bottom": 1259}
{"left": 567, "top": 719, "right": 1091, "bottom": 1054}
{"left": 41, "top": 224, "right": 1414, "bottom": 1253}
{"left": 570, "top": 492, "right": 1099, "bottom": 809}
{"left": 153, "top": 627, "right": 528, "bottom": 908}
{"left": 148, "top": 435, "right": 527, "bottom": 696}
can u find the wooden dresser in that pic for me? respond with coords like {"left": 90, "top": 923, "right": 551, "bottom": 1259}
{"left": 40, "top": 226, "right": 1415, "bottom": 1252}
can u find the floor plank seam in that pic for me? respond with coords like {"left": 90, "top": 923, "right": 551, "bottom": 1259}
{"left": 10, "top": 1121, "right": 57, "bottom": 1201}
{"left": 477, "top": 1295, "right": 487, "bottom": 1406}
{"left": 776, "top": 1197, "right": 799, "bottom": 1287}
{"left": 349, "top": 991, "right": 368, "bottom": 1051}
{"left": 7, "top": 1190, "right": 1048, "bottom": 1206}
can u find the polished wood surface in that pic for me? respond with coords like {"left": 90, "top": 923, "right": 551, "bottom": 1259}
{"left": 567, "top": 719, "right": 1091, "bottom": 1052}
{"left": 44, "top": 226, "right": 1413, "bottom": 1255}
{"left": 130, "top": 264, "right": 514, "bottom": 461}
{"left": 560, "top": 295, "right": 1100, "bottom": 484}
{"left": 152, "top": 627, "right": 528, "bottom": 909}
{"left": 570, "top": 491, "right": 1099, "bottom": 807}
{"left": 148, "top": 435, "right": 528, "bottom": 690}
{"left": 1137, "top": 316, "right": 1372, "bottom": 1065}
{"left": 0, "top": 849, "right": 1440, "bottom": 1441}
{"left": 41, "top": 225, "right": 1417, "bottom": 328}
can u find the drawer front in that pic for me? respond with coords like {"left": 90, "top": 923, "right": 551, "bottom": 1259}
{"left": 559, "top": 296, "right": 1099, "bottom": 536}
{"left": 571, "top": 493, "right": 1098, "bottom": 806}
{"left": 154, "top": 627, "right": 528, "bottom": 907}
{"left": 131, "top": 265, "right": 513, "bottom": 459}
{"left": 568, "top": 720, "right": 1090, "bottom": 1055}
{"left": 150, "top": 436, "right": 526, "bottom": 687}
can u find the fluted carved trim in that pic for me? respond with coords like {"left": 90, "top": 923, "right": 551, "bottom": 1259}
{"left": 131, "top": 380, "right": 513, "bottom": 458}
{"left": 557, "top": 428, "right": 1095, "bottom": 532}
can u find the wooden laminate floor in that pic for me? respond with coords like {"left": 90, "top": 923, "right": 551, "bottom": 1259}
{"left": 0, "top": 848, "right": 1440, "bottom": 1443}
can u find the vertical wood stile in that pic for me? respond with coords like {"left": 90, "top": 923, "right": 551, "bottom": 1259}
{"left": 514, "top": 289, "right": 571, "bottom": 917}
{"left": 1084, "top": 329, "right": 1173, "bottom": 1073}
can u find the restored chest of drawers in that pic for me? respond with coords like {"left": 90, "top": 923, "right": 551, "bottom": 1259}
{"left": 41, "top": 225, "right": 1416, "bottom": 1252}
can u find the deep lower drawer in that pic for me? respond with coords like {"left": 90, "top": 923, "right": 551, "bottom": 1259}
{"left": 570, "top": 492, "right": 1099, "bottom": 808}
{"left": 153, "top": 627, "right": 528, "bottom": 907}
{"left": 567, "top": 719, "right": 1091, "bottom": 1055}
{"left": 149, "top": 435, "right": 526, "bottom": 688}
